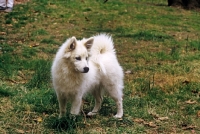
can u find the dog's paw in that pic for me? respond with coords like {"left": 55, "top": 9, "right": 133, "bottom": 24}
{"left": 59, "top": 114, "right": 65, "bottom": 119}
{"left": 113, "top": 114, "right": 123, "bottom": 119}
{"left": 87, "top": 112, "right": 98, "bottom": 116}
{"left": 69, "top": 114, "right": 77, "bottom": 121}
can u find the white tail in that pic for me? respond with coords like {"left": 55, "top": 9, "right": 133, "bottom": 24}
{"left": 90, "top": 34, "right": 116, "bottom": 74}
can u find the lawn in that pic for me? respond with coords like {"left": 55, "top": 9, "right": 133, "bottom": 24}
{"left": 0, "top": 0, "right": 200, "bottom": 133}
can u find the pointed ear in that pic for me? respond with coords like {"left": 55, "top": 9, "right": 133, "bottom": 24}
{"left": 68, "top": 36, "right": 76, "bottom": 51}
{"left": 84, "top": 37, "right": 94, "bottom": 50}
{"left": 64, "top": 37, "right": 76, "bottom": 58}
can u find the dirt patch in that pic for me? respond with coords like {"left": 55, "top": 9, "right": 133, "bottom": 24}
{"left": 167, "top": 31, "right": 199, "bottom": 41}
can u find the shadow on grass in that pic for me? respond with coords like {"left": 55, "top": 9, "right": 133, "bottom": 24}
{"left": 44, "top": 114, "right": 83, "bottom": 132}
{"left": 0, "top": 87, "right": 14, "bottom": 97}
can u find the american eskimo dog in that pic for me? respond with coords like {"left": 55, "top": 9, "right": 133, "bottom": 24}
{"left": 51, "top": 34, "right": 124, "bottom": 118}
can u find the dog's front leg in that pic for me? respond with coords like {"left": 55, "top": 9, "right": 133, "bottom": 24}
{"left": 70, "top": 96, "right": 82, "bottom": 115}
{"left": 57, "top": 93, "right": 67, "bottom": 118}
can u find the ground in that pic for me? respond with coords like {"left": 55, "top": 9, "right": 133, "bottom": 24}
{"left": 0, "top": 0, "right": 200, "bottom": 133}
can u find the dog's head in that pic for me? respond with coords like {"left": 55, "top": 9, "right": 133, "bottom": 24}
{"left": 63, "top": 36, "right": 94, "bottom": 73}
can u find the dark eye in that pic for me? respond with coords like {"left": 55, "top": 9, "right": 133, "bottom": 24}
{"left": 75, "top": 57, "right": 81, "bottom": 60}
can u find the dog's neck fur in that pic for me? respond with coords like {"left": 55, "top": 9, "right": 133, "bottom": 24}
{"left": 62, "top": 59, "right": 84, "bottom": 84}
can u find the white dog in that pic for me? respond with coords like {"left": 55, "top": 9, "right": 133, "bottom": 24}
{"left": 51, "top": 34, "right": 124, "bottom": 118}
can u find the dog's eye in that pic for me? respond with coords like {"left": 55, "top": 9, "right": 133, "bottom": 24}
{"left": 75, "top": 57, "right": 81, "bottom": 60}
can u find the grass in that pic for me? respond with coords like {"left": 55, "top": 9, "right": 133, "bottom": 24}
{"left": 0, "top": 0, "right": 200, "bottom": 133}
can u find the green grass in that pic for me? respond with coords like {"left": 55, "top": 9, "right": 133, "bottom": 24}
{"left": 26, "top": 59, "right": 51, "bottom": 88}
{"left": 0, "top": 0, "right": 200, "bottom": 133}
{"left": 0, "top": 86, "right": 14, "bottom": 97}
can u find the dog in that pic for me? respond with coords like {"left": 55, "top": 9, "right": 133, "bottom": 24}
{"left": 51, "top": 34, "right": 124, "bottom": 118}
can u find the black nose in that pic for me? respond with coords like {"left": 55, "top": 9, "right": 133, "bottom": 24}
{"left": 83, "top": 67, "right": 89, "bottom": 73}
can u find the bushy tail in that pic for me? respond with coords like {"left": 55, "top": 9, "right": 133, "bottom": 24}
{"left": 90, "top": 33, "right": 115, "bottom": 55}
{"left": 90, "top": 34, "right": 116, "bottom": 74}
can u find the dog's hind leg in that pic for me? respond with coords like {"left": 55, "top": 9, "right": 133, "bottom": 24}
{"left": 113, "top": 96, "right": 123, "bottom": 118}
{"left": 105, "top": 84, "right": 123, "bottom": 118}
{"left": 87, "top": 87, "right": 103, "bottom": 116}
{"left": 110, "top": 91, "right": 123, "bottom": 118}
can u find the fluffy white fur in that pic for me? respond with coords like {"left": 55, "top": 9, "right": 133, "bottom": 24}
{"left": 51, "top": 34, "right": 124, "bottom": 118}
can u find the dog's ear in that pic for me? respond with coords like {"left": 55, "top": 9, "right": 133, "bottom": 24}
{"left": 84, "top": 37, "right": 94, "bottom": 50}
{"left": 68, "top": 36, "right": 76, "bottom": 51}
{"left": 64, "top": 37, "right": 76, "bottom": 58}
